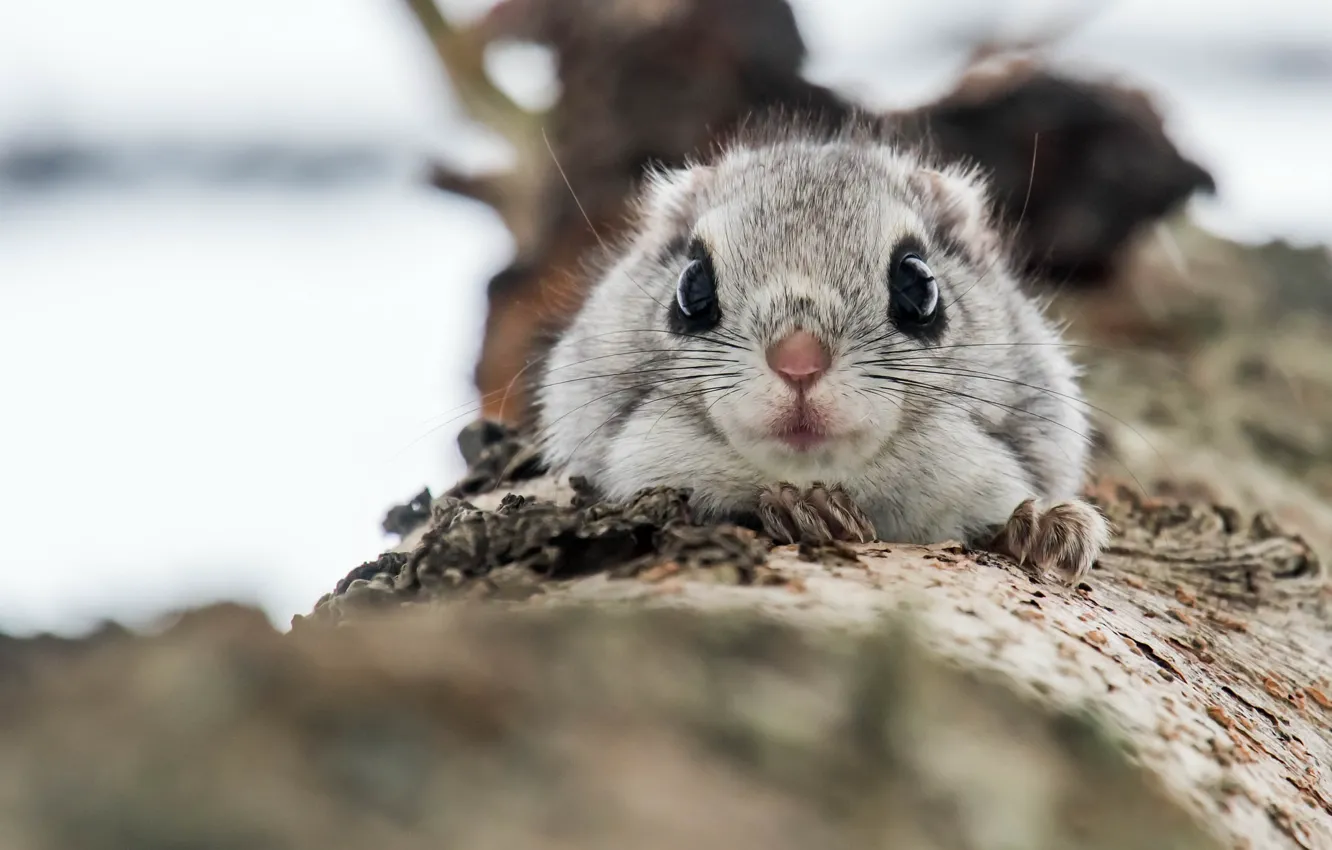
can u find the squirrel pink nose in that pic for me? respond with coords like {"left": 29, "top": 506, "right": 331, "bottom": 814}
{"left": 765, "top": 330, "right": 830, "bottom": 390}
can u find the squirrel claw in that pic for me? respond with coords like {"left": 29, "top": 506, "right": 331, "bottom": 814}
{"left": 757, "top": 481, "right": 876, "bottom": 545}
{"left": 987, "top": 498, "right": 1110, "bottom": 584}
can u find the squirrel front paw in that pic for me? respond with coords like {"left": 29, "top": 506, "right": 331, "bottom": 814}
{"left": 986, "top": 498, "right": 1110, "bottom": 584}
{"left": 757, "top": 481, "right": 876, "bottom": 545}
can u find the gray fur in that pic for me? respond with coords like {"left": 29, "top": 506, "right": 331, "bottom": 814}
{"left": 535, "top": 132, "right": 1096, "bottom": 550}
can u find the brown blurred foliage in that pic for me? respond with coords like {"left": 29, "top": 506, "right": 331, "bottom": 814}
{"left": 406, "top": 0, "right": 1213, "bottom": 422}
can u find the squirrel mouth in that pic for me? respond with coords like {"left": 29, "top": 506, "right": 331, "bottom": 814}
{"left": 771, "top": 406, "right": 830, "bottom": 451}
{"left": 777, "top": 427, "right": 827, "bottom": 451}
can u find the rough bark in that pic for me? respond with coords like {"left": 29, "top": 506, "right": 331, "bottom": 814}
{"left": 280, "top": 458, "right": 1331, "bottom": 850}
{"left": 1, "top": 599, "right": 1231, "bottom": 850}
{"left": 3, "top": 469, "right": 1327, "bottom": 848}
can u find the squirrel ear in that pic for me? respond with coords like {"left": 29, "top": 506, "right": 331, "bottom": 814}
{"left": 639, "top": 163, "right": 710, "bottom": 223}
{"left": 910, "top": 167, "right": 1001, "bottom": 263}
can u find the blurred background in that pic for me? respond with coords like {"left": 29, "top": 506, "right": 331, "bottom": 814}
{"left": 1, "top": 0, "right": 1330, "bottom": 636}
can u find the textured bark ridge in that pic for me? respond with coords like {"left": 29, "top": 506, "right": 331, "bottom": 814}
{"left": 3, "top": 601, "right": 1228, "bottom": 850}
{"left": 301, "top": 454, "right": 1331, "bottom": 850}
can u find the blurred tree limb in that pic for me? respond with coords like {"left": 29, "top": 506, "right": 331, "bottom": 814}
{"left": 401, "top": 0, "right": 542, "bottom": 145}
{"left": 400, "top": 0, "right": 549, "bottom": 249}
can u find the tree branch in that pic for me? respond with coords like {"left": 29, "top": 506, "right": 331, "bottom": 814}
{"left": 399, "top": 0, "right": 544, "bottom": 154}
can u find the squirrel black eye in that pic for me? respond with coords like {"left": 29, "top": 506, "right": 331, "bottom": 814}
{"left": 889, "top": 253, "right": 939, "bottom": 324}
{"left": 677, "top": 259, "right": 714, "bottom": 317}
{"left": 670, "top": 244, "right": 721, "bottom": 333}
